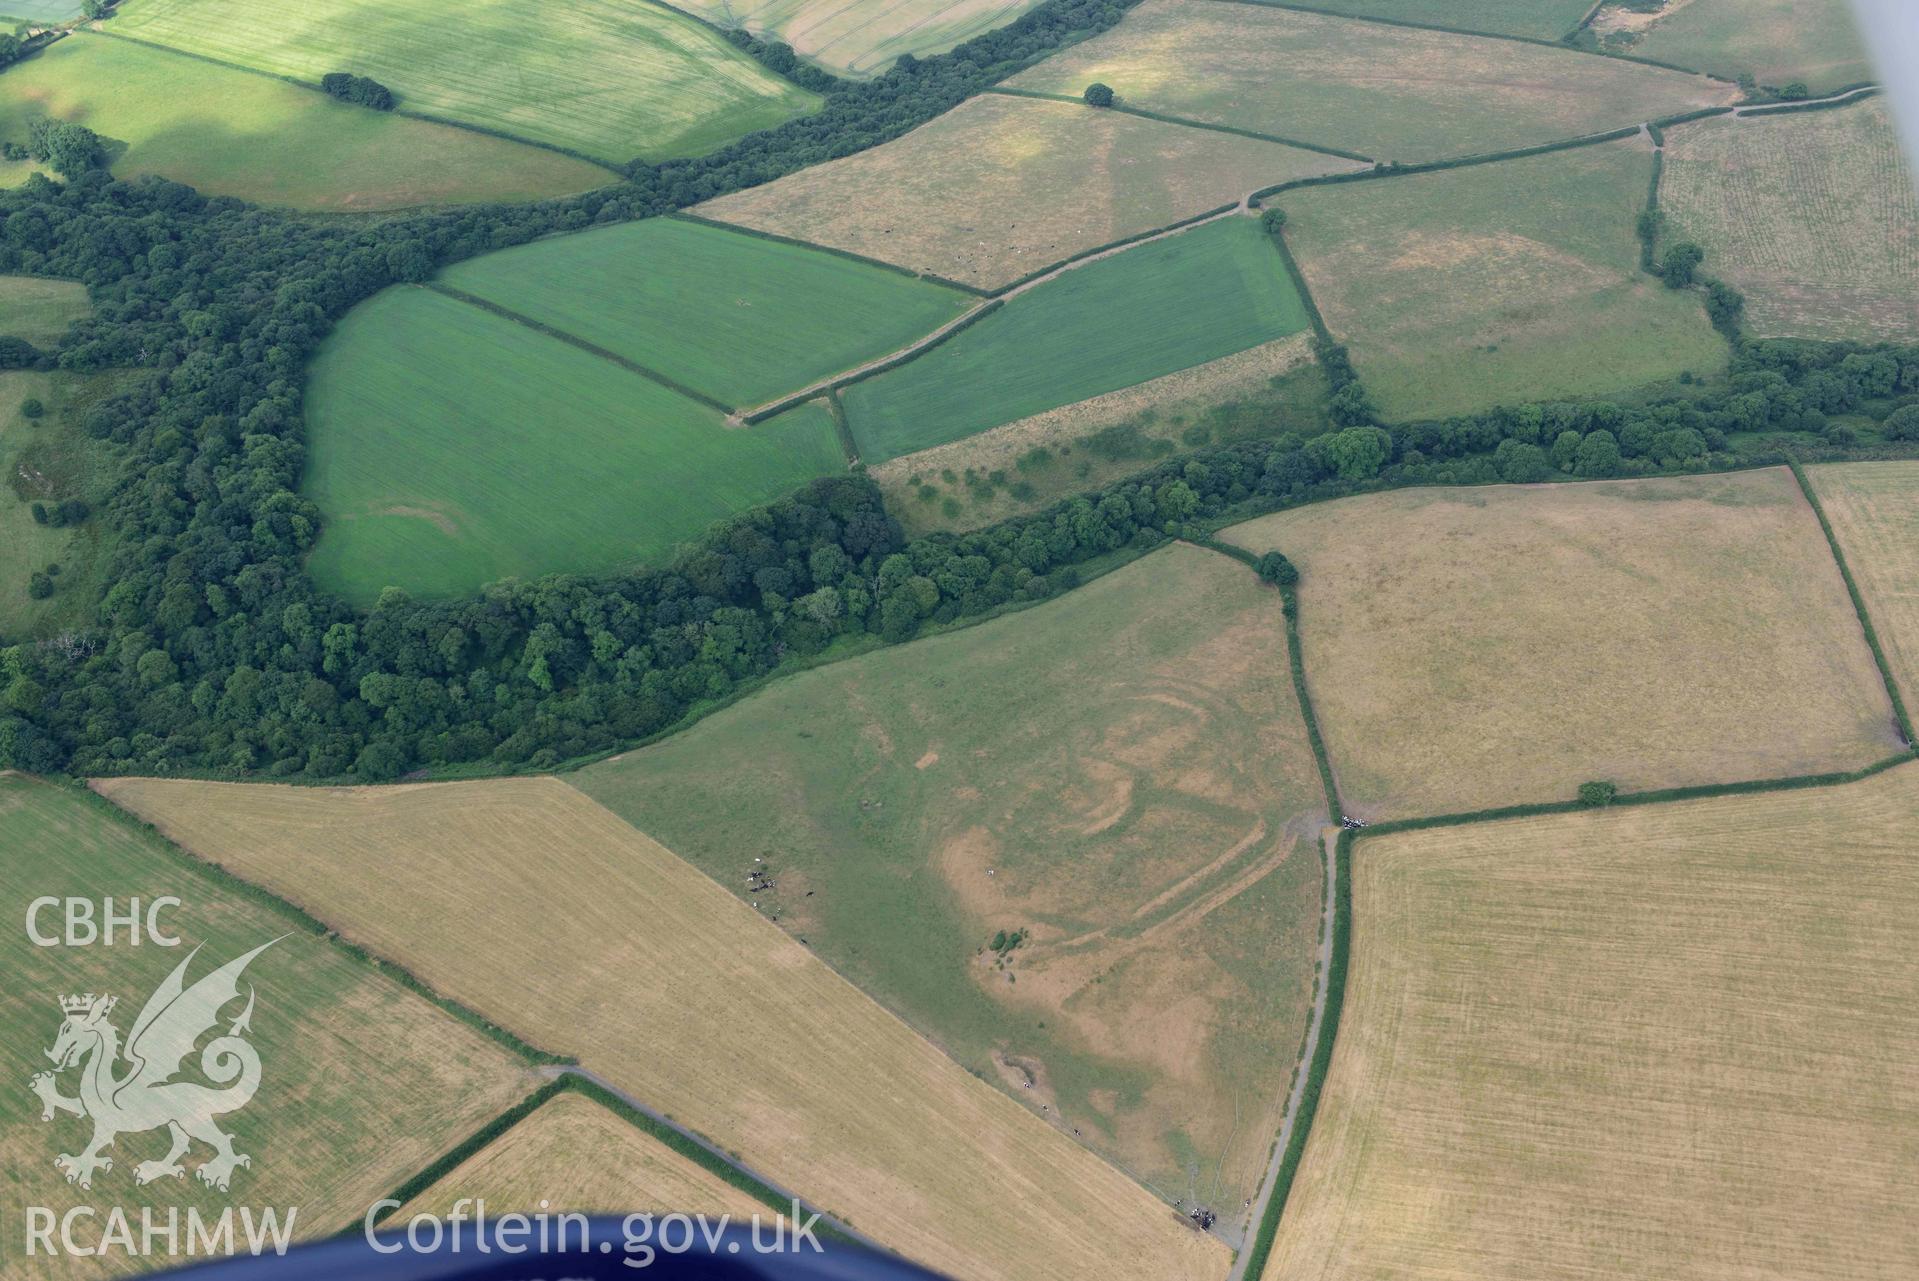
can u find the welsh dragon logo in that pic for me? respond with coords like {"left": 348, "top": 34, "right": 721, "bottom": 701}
{"left": 28, "top": 939, "right": 281, "bottom": 1193}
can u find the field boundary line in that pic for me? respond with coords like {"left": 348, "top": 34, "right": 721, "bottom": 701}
{"left": 362, "top": 1072, "right": 868, "bottom": 1248}
{"left": 1733, "top": 84, "right": 1883, "bottom": 118}
{"left": 667, "top": 212, "right": 994, "bottom": 296}
{"left": 426, "top": 284, "right": 737, "bottom": 415}
{"left": 1789, "top": 458, "right": 1917, "bottom": 747}
{"left": 80, "top": 29, "right": 631, "bottom": 179}
{"left": 71, "top": 778, "right": 570, "bottom": 1066}
{"left": 1194, "top": 0, "right": 1738, "bottom": 81}
{"left": 740, "top": 298, "right": 1004, "bottom": 424}
{"left": 1229, "top": 749, "right": 1919, "bottom": 1270}
{"left": 983, "top": 87, "right": 1375, "bottom": 162}
{"left": 1247, "top": 123, "right": 1643, "bottom": 203}
{"left": 537, "top": 1069, "right": 875, "bottom": 1250}
{"left": 989, "top": 201, "right": 1243, "bottom": 294}
{"left": 824, "top": 387, "right": 859, "bottom": 464}
{"left": 1176, "top": 537, "right": 1348, "bottom": 1278}
{"left": 739, "top": 200, "right": 1250, "bottom": 423}
{"left": 358, "top": 1078, "right": 568, "bottom": 1231}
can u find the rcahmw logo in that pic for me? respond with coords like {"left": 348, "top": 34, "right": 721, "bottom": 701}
{"left": 17, "top": 935, "right": 299, "bottom": 1262}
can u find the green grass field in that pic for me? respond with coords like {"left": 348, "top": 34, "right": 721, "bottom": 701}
{"left": 0, "top": 274, "right": 88, "bottom": 345}
{"left": 1283, "top": 137, "right": 1728, "bottom": 420}
{"left": 0, "top": 775, "right": 534, "bottom": 1256}
{"left": 111, "top": 0, "right": 820, "bottom": 163}
{"left": 1255, "top": 0, "right": 1593, "bottom": 39}
{"left": 303, "top": 288, "right": 845, "bottom": 604}
{"left": 1618, "top": 0, "right": 1872, "bottom": 93}
{"left": 441, "top": 219, "right": 971, "bottom": 408}
{"left": 0, "top": 35, "right": 607, "bottom": 211}
{"left": 1010, "top": 0, "right": 1733, "bottom": 164}
{"left": 574, "top": 542, "right": 1328, "bottom": 1215}
{"left": 842, "top": 216, "right": 1310, "bottom": 462}
{"left": 0, "top": 370, "right": 125, "bottom": 643}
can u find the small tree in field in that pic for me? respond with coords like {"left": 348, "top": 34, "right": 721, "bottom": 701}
{"left": 1260, "top": 207, "right": 1288, "bottom": 236}
{"left": 1255, "top": 550, "right": 1298, "bottom": 587}
{"left": 1083, "top": 82, "right": 1114, "bottom": 107}
{"left": 1578, "top": 781, "right": 1617, "bottom": 807}
{"left": 1658, "top": 241, "right": 1704, "bottom": 288}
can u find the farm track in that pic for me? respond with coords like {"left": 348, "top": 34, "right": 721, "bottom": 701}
{"left": 730, "top": 79, "right": 1878, "bottom": 430}
{"left": 732, "top": 201, "right": 1255, "bottom": 422}
{"left": 1226, "top": 827, "right": 1336, "bottom": 1280}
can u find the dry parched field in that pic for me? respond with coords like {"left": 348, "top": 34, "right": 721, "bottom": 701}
{"left": 575, "top": 544, "right": 1329, "bottom": 1221}
{"left": 1266, "top": 763, "right": 1919, "bottom": 1281}
{"left": 96, "top": 775, "right": 1229, "bottom": 1281}
{"left": 1280, "top": 136, "right": 1728, "bottom": 421}
{"left": 675, "top": 0, "right": 1045, "bottom": 77}
{"left": 397, "top": 1091, "right": 771, "bottom": 1221}
{"left": 1224, "top": 470, "right": 1901, "bottom": 819}
{"left": 696, "top": 92, "right": 1360, "bottom": 289}
{"left": 0, "top": 775, "right": 535, "bottom": 1275}
{"left": 1809, "top": 462, "right": 1919, "bottom": 718}
{"left": 1009, "top": 0, "right": 1734, "bottom": 164}
{"left": 1660, "top": 100, "right": 1919, "bottom": 342}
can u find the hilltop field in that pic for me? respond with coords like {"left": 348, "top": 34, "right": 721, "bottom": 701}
{"left": 575, "top": 543, "right": 1330, "bottom": 1217}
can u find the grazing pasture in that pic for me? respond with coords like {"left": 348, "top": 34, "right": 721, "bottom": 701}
{"left": 0, "top": 370, "right": 123, "bottom": 641}
{"left": 697, "top": 93, "right": 1359, "bottom": 289}
{"left": 875, "top": 333, "right": 1322, "bottom": 535}
{"left": 97, "top": 775, "right": 1231, "bottom": 1281}
{"left": 397, "top": 1092, "right": 771, "bottom": 1221}
{"left": 301, "top": 287, "right": 843, "bottom": 604}
{"left": 673, "top": 0, "right": 1045, "bottom": 77}
{"left": 576, "top": 544, "right": 1329, "bottom": 1218}
{"left": 0, "top": 36, "right": 608, "bottom": 210}
{"left": 1659, "top": 100, "right": 1919, "bottom": 341}
{"left": 1010, "top": 0, "right": 1733, "bottom": 163}
{"left": 1610, "top": 0, "right": 1872, "bottom": 94}
{"left": 1281, "top": 137, "right": 1728, "bottom": 420}
{"left": 842, "top": 216, "right": 1311, "bottom": 461}
{"left": 1257, "top": 0, "right": 1594, "bottom": 39}
{"left": 1808, "top": 462, "right": 1919, "bottom": 719}
{"left": 0, "top": 274, "right": 88, "bottom": 345}
{"left": 1265, "top": 764, "right": 1919, "bottom": 1281}
{"left": 109, "top": 0, "right": 820, "bottom": 163}
{"left": 441, "top": 219, "right": 970, "bottom": 408}
{"left": 0, "top": 774, "right": 533, "bottom": 1266}
{"left": 1223, "top": 471, "right": 1900, "bottom": 819}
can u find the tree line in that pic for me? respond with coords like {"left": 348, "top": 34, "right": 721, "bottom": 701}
{"left": 0, "top": 0, "right": 1913, "bottom": 782}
